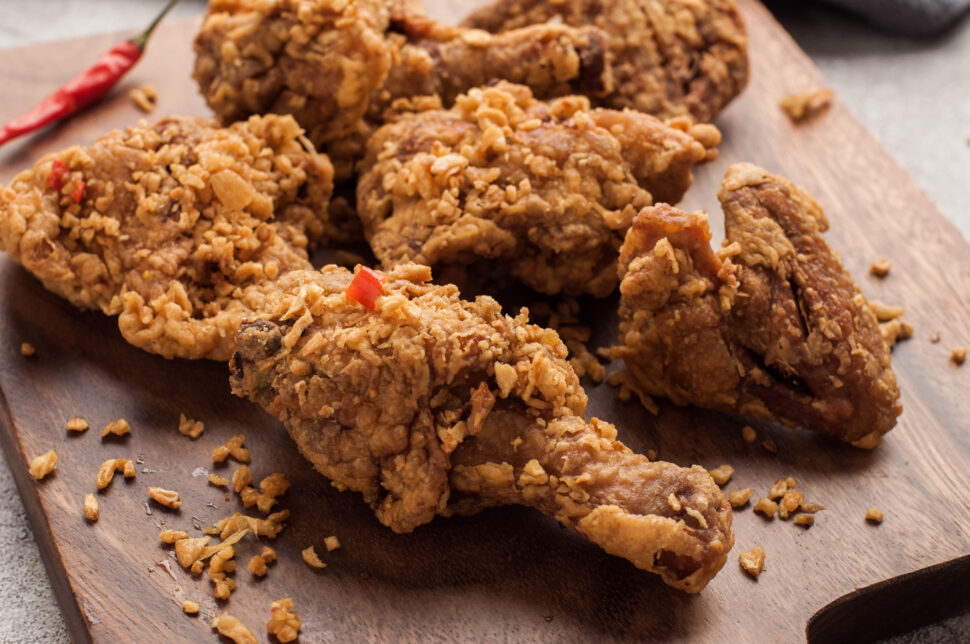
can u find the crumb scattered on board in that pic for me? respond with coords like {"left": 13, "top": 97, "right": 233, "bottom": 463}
{"left": 869, "top": 257, "right": 891, "bottom": 277}
{"left": 302, "top": 545, "right": 326, "bottom": 569}
{"left": 28, "top": 450, "right": 57, "bottom": 480}
{"left": 951, "top": 347, "right": 967, "bottom": 366}
{"left": 930, "top": 331, "right": 941, "bottom": 344}
{"left": 761, "top": 440, "right": 777, "bottom": 454}
{"left": 181, "top": 600, "right": 199, "bottom": 615}
{"left": 129, "top": 84, "right": 157, "bottom": 113}
{"left": 728, "top": 488, "right": 753, "bottom": 508}
{"left": 213, "top": 434, "right": 250, "bottom": 464}
{"left": 267, "top": 597, "right": 302, "bottom": 643}
{"left": 20, "top": 342, "right": 35, "bottom": 356}
{"left": 880, "top": 319, "right": 914, "bottom": 347}
{"left": 866, "top": 508, "right": 884, "bottom": 524}
{"left": 739, "top": 546, "right": 765, "bottom": 579}
{"left": 178, "top": 413, "right": 204, "bottom": 439}
{"left": 741, "top": 425, "right": 756, "bottom": 443}
{"left": 101, "top": 418, "right": 130, "bottom": 438}
{"left": 66, "top": 417, "right": 89, "bottom": 432}
{"left": 96, "top": 458, "right": 135, "bottom": 489}
{"left": 148, "top": 486, "right": 182, "bottom": 509}
{"left": 211, "top": 612, "right": 257, "bottom": 644}
{"left": 325, "top": 535, "right": 341, "bottom": 552}
{"left": 779, "top": 89, "right": 833, "bottom": 122}
{"left": 83, "top": 493, "right": 99, "bottom": 522}
{"left": 709, "top": 464, "right": 734, "bottom": 486}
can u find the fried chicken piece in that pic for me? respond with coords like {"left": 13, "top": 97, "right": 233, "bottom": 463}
{"left": 463, "top": 0, "right": 749, "bottom": 123}
{"left": 0, "top": 115, "right": 333, "bottom": 361}
{"left": 614, "top": 164, "right": 901, "bottom": 445}
{"left": 230, "top": 263, "right": 733, "bottom": 591}
{"left": 357, "top": 82, "right": 719, "bottom": 297}
{"left": 193, "top": 0, "right": 611, "bottom": 180}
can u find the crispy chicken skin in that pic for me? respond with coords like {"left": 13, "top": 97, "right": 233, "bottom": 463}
{"left": 193, "top": 0, "right": 611, "bottom": 180}
{"left": 357, "top": 82, "right": 719, "bottom": 297}
{"left": 615, "top": 164, "right": 901, "bottom": 446}
{"left": 463, "top": 0, "right": 749, "bottom": 123}
{"left": 229, "top": 263, "right": 733, "bottom": 591}
{"left": 0, "top": 115, "right": 333, "bottom": 361}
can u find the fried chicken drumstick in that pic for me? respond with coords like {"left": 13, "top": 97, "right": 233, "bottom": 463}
{"left": 358, "top": 82, "right": 719, "bottom": 297}
{"left": 614, "top": 164, "right": 901, "bottom": 446}
{"left": 0, "top": 115, "right": 333, "bottom": 360}
{"left": 462, "top": 0, "right": 749, "bottom": 123}
{"left": 194, "top": 0, "right": 612, "bottom": 179}
{"left": 230, "top": 263, "right": 733, "bottom": 591}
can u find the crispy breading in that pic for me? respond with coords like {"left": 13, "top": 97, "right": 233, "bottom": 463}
{"left": 613, "top": 164, "right": 901, "bottom": 445}
{"left": 193, "top": 0, "right": 611, "bottom": 180}
{"left": 0, "top": 115, "right": 333, "bottom": 361}
{"left": 358, "top": 82, "right": 718, "bottom": 297}
{"left": 230, "top": 263, "right": 733, "bottom": 592}
{"left": 462, "top": 0, "right": 749, "bottom": 123}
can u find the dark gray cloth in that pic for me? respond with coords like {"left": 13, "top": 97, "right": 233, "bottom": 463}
{"left": 819, "top": 0, "right": 970, "bottom": 36}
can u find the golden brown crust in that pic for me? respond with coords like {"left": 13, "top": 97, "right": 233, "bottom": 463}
{"left": 462, "top": 0, "right": 749, "bottom": 122}
{"left": 0, "top": 115, "right": 333, "bottom": 361}
{"left": 192, "top": 0, "right": 612, "bottom": 180}
{"left": 615, "top": 163, "right": 901, "bottom": 444}
{"left": 357, "top": 82, "right": 717, "bottom": 297}
{"left": 229, "top": 263, "right": 732, "bottom": 591}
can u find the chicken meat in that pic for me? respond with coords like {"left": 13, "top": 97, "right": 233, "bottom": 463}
{"left": 230, "top": 262, "right": 733, "bottom": 591}
{"left": 0, "top": 115, "right": 333, "bottom": 361}
{"left": 613, "top": 163, "right": 901, "bottom": 446}
{"left": 357, "top": 82, "right": 720, "bottom": 297}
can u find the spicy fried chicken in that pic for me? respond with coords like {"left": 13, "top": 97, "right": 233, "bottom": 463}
{"left": 463, "top": 0, "right": 749, "bottom": 123}
{"left": 193, "top": 0, "right": 611, "bottom": 179}
{"left": 614, "top": 164, "right": 901, "bottom": 446}
{"left": 230, "top": 263, "right": 733, "bottom": 591}
{"left": 0, "top": 115, "right": 333, "bottom": 361}
{"left": 357, "top": 82, "right": 719, "bottom": 297}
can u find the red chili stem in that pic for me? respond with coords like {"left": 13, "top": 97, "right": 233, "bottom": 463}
{"left": 0, "top": 0, "right": 180, "bottom": 149}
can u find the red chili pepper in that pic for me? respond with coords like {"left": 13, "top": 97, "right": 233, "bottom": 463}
{"left": 0, "top": 0, "right": 180, "bottom": 148}
{"left": 346, "top": 265, "right": 386, "bottom": 310}
{"left": 72, "top": 181, "right": 86, "bottom": 204}
{"left": 48, "top": 159, "right": 68, "bottom": 191}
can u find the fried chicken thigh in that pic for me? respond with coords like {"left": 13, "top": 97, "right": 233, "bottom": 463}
{"left": 463, "top": 0, "right": 749, "bottom": 123}
{"left": 0, "top": 115, "right": 333, "bottom": 360}
{"left": 614, "top": 164, "right": 901, "bottom": 445}
{"left": 193, "top": 0, "right": 611, "bottom": 179}
{"left": 357, "top": 82, "right": 719, "bottom": 297}
{"left": 230, "top": 263, "right": 733, "bottom": 591}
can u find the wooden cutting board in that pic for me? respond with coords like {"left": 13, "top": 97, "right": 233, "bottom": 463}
{"left": 1, "top": 2, "right": 968, "bottom": 642}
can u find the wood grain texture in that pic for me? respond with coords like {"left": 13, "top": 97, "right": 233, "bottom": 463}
{"left": 0, "top": 1, "right": 968, "bottom": 642}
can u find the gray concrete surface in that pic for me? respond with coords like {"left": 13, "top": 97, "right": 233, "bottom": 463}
{"left": 0, "top": 2, "right": 967, "bottom": 642}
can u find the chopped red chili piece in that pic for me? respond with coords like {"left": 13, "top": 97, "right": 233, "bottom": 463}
{"left": 48, "top": 159, "right": 68, "bottom": 191}
{"left": 72, "top": 181, "right": 86, "bottom": 204}
{"left": 345, "top": 265, "right": 386, "bottom": 310}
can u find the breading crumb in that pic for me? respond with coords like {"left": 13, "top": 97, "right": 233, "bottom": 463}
{"left": 794, "top": 514, "right": 814, "bottom": 527}
{"left": 267, "top": 597, "right": 303, "bottom": 643}
{"left": 741, "top": 425, "right": 756, "bottom": 443}
{"left": 261, "top": 546, "right": 277, "bottom": 563}
{"left": 129, "top": 84, "right": 158, "bottom": 113}
{"left": 869, "top": 300, "right": 904, "bottom": 321}
{"left": 324, "top": 535, "right": 341, "bottom": 552}
{"left": 739, "top": 545, "right": 765, "bottom": 579}
{"left": 96, "top": 458, "right": 134, "bottom": 489}
{"left": 248, "top": 554, "right": 268, "bottom": 577}
{"left": 753, "top": 498, "right": 778, "bottom": 519}
{"left": 779, "top": 489, "right": 804, "bottom": 519}
{"left": 302, "top": 545, "right": 326, "bottom": 569}
{"left": 800, "top": 502, "right": 825, "bottom": 513}
{"left": 879, "top": 319, "right": 914, "bottom": 347}
{"left": 159, "top": 530, "right": 189, "bottom": 544}
{"left": 647, "top": 449, "right": 657, "bottom": 461}
{"left": 213, "top": 434, "right": 250, "bottom": 463}
{"left": 728, "top": 488, "right": 752, "bottom": 508}
{"left": 951, "top": 347, "right": 967, "bottom": 366}
{"left": 20, "top": 342, "right": 35, "bottom": 356}
{"left": 865, "top": 507, "right": 884, "bottom": 524}
{"left": 930, "top": 331, "right": 941, "bottom": 344}
{"left": 768, "top": 478, "right": 788, "bottom": 500}
{"left": 28, "top": 449, "right": 57, "bottom": 480}
{"left": 100, "top": 418, "right": 130, "bottom": 438}
{"left": 709, "top": 464, "right": 734, "bottom": 486}
{"left": 761, "top": 440, "right": 777, "bottom": 454}
{"left": 148, "top": 486, "right": 182, "bottom": 509}
{"left": 178, "top": 413, "right": 205, "bottom": 439}
{"left": 66, "top": 417, "right": 89, "bottom": 432}
{"left": 209, "top": 472, "right": 229, "bottom": 488}
{"left": 211, "top": 612, "right": 257, "bottom": 644}
{"left": 779, "top": 89, "right": 832, "bottom": 123}
{"left": 232, "top": 465, "right": 253, "bottom": 494}
{"left": 83, "top": 493, "right": 99, "bottom": 522}
{"left": 182, "top": 600, "right": 200, "bottom": 615}
{"left": 869, "top": 257, "right": 891, "bottom": 277}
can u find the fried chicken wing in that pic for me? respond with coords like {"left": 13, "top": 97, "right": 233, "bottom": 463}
{"left": 229, "top": 263, "right": 733, "bottom": 591}
{"left": 193, "top": 0, "right": 611, "bottom": 180}
{"left": 614, "top": 164, "right": 901, "bottom": 445}
{"left": 357, "top": 82, "right": 719, "bottom": 297}
{"left": 0, "top": 115, "right": 333, "bottom": 361}
{"left": 463, "top": 0, "right": 749, "bottom": 123}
